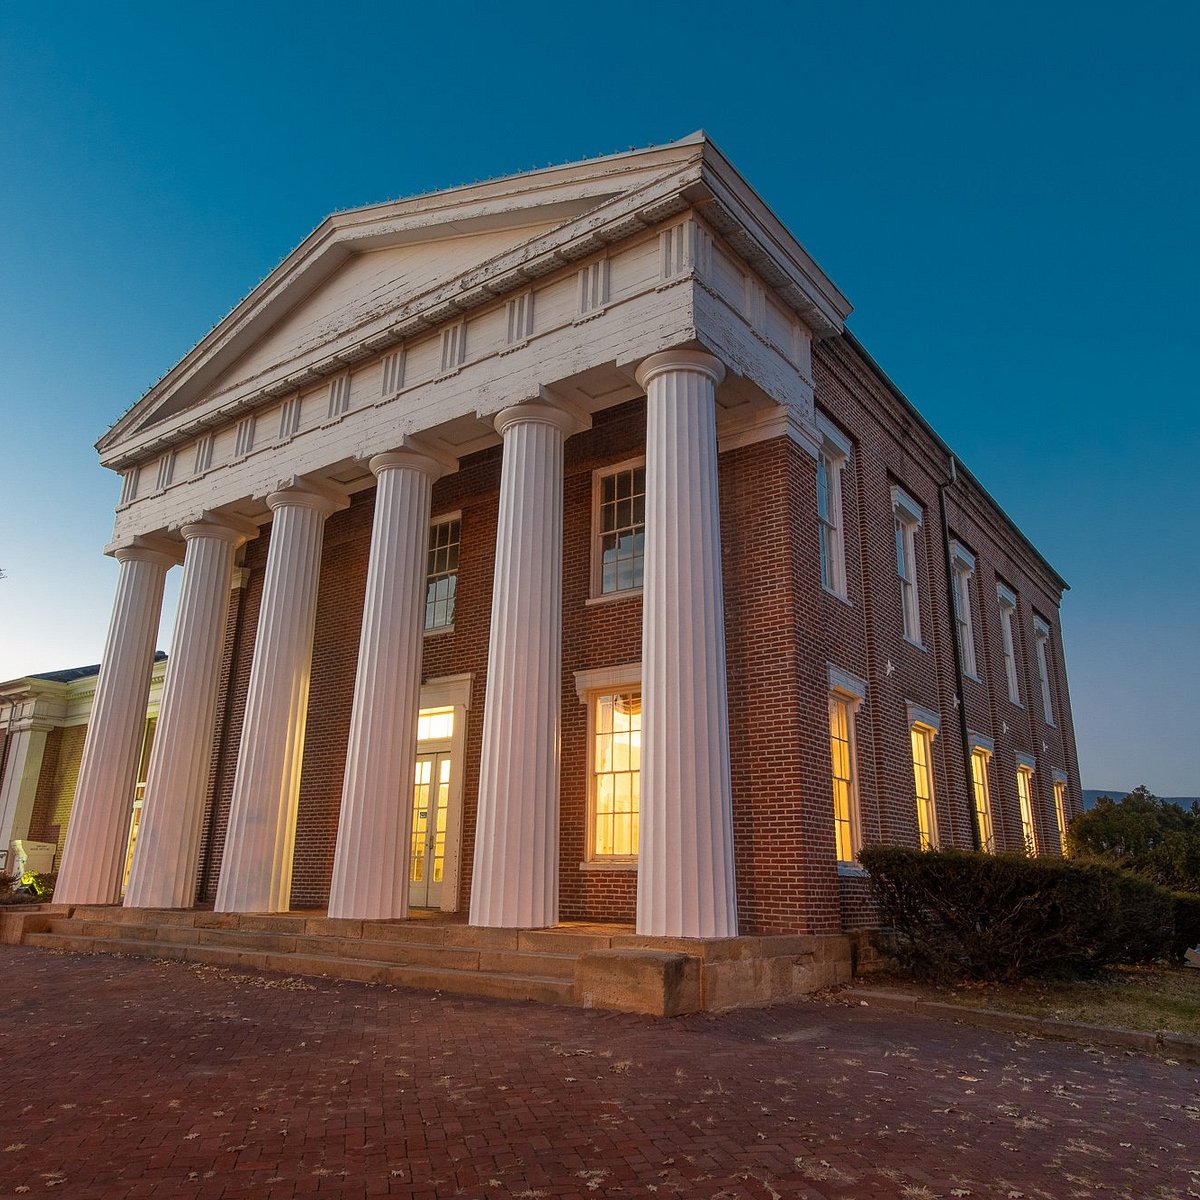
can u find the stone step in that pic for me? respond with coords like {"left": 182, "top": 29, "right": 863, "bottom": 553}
{"left": 22, "top": 931, "right": 576, "bottom": 1006}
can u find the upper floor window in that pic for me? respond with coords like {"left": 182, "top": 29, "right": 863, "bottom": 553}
{"left": 892, "top": 486, "right": 924, "bottom": 645}
{"left": 828, "top": 667, "right": 867, "bottom": 865}
{"left": 907, "top": 702, "right": 939, "bottom": 849}
{"left": 425, "top": 516, "right": 460, "bottom": 631}
{"left": 1016, "top": 756, "right": 1038, "bottom": 854}
{"left": 593, "top": 460, "right": 645, "bottom": 596}
{"left": 816, "top": 416, "right": 851, "bottom": 598}
{"left": 997, "top": 583, "right": 1021, "bottom": 705}
{"left": 1033, "top": 617, "right": 1055, "bottom": 725}
{"left": 950, "top": 541, "right": 979, "bottom": 678}
{"left": 969, "top": 736, "right": 996, "bottom": 853}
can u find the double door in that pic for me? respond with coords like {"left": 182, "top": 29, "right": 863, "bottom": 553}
{"left": 409, "top": 751, "right": 451, "bottom": 908}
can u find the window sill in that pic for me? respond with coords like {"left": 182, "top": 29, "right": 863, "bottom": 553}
{"left": 837, "top": 862, "right": 869, "bottom": 878}
{"left": 962, "top": 670, "right": 982, "bottom": 683}
{"left": 821, "top": 584, "right": 853, "bottom": 608}
{"left": 585, "top": 589, "right": 643, "bottom": 607}
{"left": 902, "top": 636, "right": 929, "bottom": 653}
{"left": 578, "top": 860, "right": 638, "bottom": 873}
{"left": 423, "top": 624, "right": 455, "bottom": 639}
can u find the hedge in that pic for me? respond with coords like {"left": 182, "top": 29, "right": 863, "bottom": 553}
{"left": 859, "top": 845, "right": 1176, "bottom": 982}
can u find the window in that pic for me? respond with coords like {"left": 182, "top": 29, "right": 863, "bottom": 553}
{"left": 950, "top": 542, "right": 978, "bottom": 678}
{"left": 593, "top": 460, "right": 646, "bottom": 596}
{"left": 907, "top": 703, "right": 939, "bottom": 849}
{"left": 892, "top": 486, "right": 923, "bottom": 645}
{"left": 425, "top": 516, "right": 460, "bottom": 631}
{"left": 829, "top": 683, "right": 864, "bottom": 865}
{"left": 1016, "top": 757, "right": 1038, "bottom": 854}
{"left": 1033, "top": 617, "right": 1055, "bottom": 725}
{"left": 1053, "top": 771, "right": 1070, "bottom": 855}
{"left": 997, "top": 583, "right": 1021, "bottom": 705}
{"left": 817, "top": 416, "right": 851, "bottom": 597}
{"left": 590, "top": 690, "right": 641, "bottom": 859}
{"left": 969, "top": 737, "right": 996, "bottom": 853}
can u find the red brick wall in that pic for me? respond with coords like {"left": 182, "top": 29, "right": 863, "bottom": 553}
{"left": 28, "top": 724, "right": 86, "bottom": 866}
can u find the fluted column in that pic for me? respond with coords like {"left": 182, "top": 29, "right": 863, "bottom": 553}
{"left": 328, "top": 450, "right": 447, "bottom": 920}
{"left": 0, "top": 720, "right": 51, "bottom": 854}
{"left": 215, "top": 479, "right": 347, "bottom": 913}
{"left": 635, "top": 349, "right": 738, "bottom": 938}
{"left": 55, "top": 539, "right": 179, "bottom": 904}
{"left": 470, "top": 402, "right": 579, "bottom": 928}
{"left": 124, "top": 516, "right": 258, "bottom": 909}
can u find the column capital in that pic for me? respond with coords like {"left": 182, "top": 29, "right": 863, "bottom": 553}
{"left": 180, "top": 512, "right": 260, "bottom": 547}
{"left": 635, "top": 348, "right": 726, "bottom": 391}
{"left": 493, "top": 400, "right": 586, "bottom": 440}
{"left": 106, "top": 534, "right": 183, "bottom": 569}
{"left": 368, "top": 449, "right": 448, "bottom": 482}
{"left": 266, "top": 475, "right": 350, "bottom": 517}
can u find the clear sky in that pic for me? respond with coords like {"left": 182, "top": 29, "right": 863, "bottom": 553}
{"left": 0, "top": 1, "right": 1196, "bottom": 795}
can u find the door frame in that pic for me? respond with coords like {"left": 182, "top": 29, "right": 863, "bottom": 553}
{"left": 417, "top": 673, "right": 472, "bottom": 913}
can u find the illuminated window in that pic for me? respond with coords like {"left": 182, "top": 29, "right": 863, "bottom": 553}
{"left": 425, "top": 516, "right": 460, "bottom": 631}
{"left": 829, "top": 693, "right": 862, "bottom": 863}
{"left": 950, "top": 541, "right": 979, "bottom": 678}
{"left": 817, "top": 416, "right": 852, "bottom": 598}
{"left": 416, "top": 706, "right": 454, "bottom": 742}
{"left": 1053, "top": 772, "right": 1070, "bottom": 855}
{"left": 907, "top": 706, "right": 939, "bottom": 849}
{"left": 969, "top": 742, "right": 995, "bottom": 853}
{"left": 892, "top": 486, "right": 923, "bottom": 645}
{"left": 590, "top": 690, "right": 641, "bottom": 859}
{"left": 1016, "top": 758, "right": 1038, "bottom": 854}
{"left": 1033, "top": 617, "right": 1055, "bottom": 726}
{"left": 593, "top": 461, "right": 645, "bottom": 596}
{"left": 997, "top": 583, "right": 1021, "bottom": 705}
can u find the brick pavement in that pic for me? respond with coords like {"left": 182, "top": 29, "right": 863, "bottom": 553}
{"left": 0, "top": 945, "right": 1196, "bottom": 1199}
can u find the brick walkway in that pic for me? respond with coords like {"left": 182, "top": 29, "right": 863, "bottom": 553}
{"left": 1, "top": 945, "right": 1196, "bottom": 1199}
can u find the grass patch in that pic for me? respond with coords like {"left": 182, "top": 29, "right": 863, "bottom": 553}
{"left": 861, "top": 963, "right": 1200, "bottom": 1035}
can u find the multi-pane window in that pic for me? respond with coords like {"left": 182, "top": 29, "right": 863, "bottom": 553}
{"left": 816, "top": 417, "right": 851, "bottom": 598}
{"left": 595, "top": 463, "right": 646, "bottom": 595}
{"left": 910, "top": 720, "right": 938, "bottom": 849}
{"left": 1053, "top": 775, "right": 1070, "bottom": 855}
{"left": 1033, "top": 618, "right": 1055, "bottom": 725}
{"left": 950, "top": 542, "right": 978, "bottom": 678}
{"left": 425, "top": 517, "right": 460, "bottom": 631}
{"left": 997, "top": 584, "right": 1021, "bottom": 704}
{"left": 1016, "top": 761, "right": 1038, "bottom": 854}
{"left": 591, "top": 690, "right": 641, "bottom": 859}
{"left": 970, "top": 745, "right": 996, "bottom": 853}
{"left": 829, "top": 693, "right": 861, "bottom": 863}
{"left": 892, "top": 487, "right": 923, "bottom": 644}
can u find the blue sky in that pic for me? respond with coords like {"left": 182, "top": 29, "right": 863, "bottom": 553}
{"left": 0, "top": 1, "right": 1196, "bottom": 794}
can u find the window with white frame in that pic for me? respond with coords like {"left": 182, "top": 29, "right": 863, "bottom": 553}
{"left": 969, "top": 735, "right": 996, "bottom": 853}
{"left": 997, "top": 583, "right": 1021, "bottom": 705}
{"left": 424, "top": 516, "right": 460, "bottom": 631}
{"left": 816, "top": 416, "right": 851, "bottom": 598}
{"left": 892, "top": 486, "right": 923, "bottom": 645}
{"left": 907, "top": 703, "right": 939, "bottom": 849}
{"left": 950, "top": 541, "right": 979, "bottom": 678}
{"left": 1033, "top": 617, "right": 1055, "bottom": 725}
{"left": 591, "top": 689, "right": 642, "bottom": 860}
{"left": 1016, "top": 756, "right": 1038, "bottom": 854}
{"left": 1053, "top": 771, "right": 1070, "bottom": 855}
{"left": 828, "top": 667, "right": 867, "bottom": 864}
{"left": 593, "top": 460, "right": 646, "bottom": 596}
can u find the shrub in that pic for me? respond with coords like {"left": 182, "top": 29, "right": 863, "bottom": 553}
{"left": 859, "top": 845, "right": 1175, "bottom": 983}
{"left": 1171, "top": 892, "right": 1200, "bottom": 964}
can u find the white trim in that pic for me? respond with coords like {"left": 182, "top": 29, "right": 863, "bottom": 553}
{"left": 996, "top": 581, "right": 1018, "bottom": 610}
{"left": 1052, "top": 767, "right": 1069, "bottom": 785}
{"left": 589, "top": 456, "right": 646, "bottom": 600}
{"left": 1015, "top": 750, "right": 1037, "bottom": 771}
{"left": 890, "top": 484, "right": 923, "bottom": 528}
{"left": 574, "top": 660, "right": 641, "bottom": 703}
{"left": 418, "top": 673, "right": 472, "bottom": 913}
{"left": 967, "top": 729, "right": 995, "bottom": 755}
{"left": 906, "top": 701, "right": 940, "bottom": 735}
{"left": 577, "top": 668, "right": 643, "bottom": 866}
{"left": 950, "top": 539, "right": 976, "bottom": 572}
{"left": 815, "top": 411, "right": 853, "bottom": 460}
{"left": 828, "top": 664, "right": 867, "bottom": 704}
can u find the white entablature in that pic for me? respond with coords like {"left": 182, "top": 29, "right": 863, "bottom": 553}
{"left": 100, "top": 134, "right": 851, "bottom": 547}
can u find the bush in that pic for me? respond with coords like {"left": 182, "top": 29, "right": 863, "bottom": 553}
{"left": 1171, "top": 892, "right": 1200, "bottom": 964}
{"left": 859, "top": 845, "right": 1175, "bottom": 983}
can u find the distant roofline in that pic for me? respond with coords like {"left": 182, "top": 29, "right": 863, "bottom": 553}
{"left": 12, "top": 650, "right": 167, "bottom": 688}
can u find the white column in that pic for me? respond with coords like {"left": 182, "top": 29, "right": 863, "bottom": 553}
{"left": 328, "top": 450, "right": 446, "bottom": 920}
{"left": 55, "top": 540, "right": 178, "bottom": 905}
{"left": 635, "top": 349, "right": 738, "bottom": 938}
{"left": 124, "top": 516, "right": 257, "bottom": 909}
{"left": 215, "top": 479, "right": 347, "bottom": 913}
{"left": 470, "top": 402, "right": 578, "bottom": 929}
{"left": 0, "top": 719, "right": 51, "bottom": 856}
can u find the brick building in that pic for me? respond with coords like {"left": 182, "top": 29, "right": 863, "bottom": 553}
{"left": 54, "top": 134, "right": 1081, "bottom": 941}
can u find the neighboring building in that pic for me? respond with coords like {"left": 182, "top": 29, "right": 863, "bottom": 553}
{"left": 0, "top": 655, "right": 165, "bottom": 878}
{"left": 53, "top": 134, "right": 1081, "bottom": 938}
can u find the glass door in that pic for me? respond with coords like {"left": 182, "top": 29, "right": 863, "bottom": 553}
{"left": 410, "top": 752, "right": 451, "bottom": 908}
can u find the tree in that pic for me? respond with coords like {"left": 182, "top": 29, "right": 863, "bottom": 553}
{"left": 1068, "top": 786, "right": 1200, "bottom": 894}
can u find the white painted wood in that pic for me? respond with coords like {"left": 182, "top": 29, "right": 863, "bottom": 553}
{"left": 55, "top": 540, "right": 178, "bottom": 905}
{"left": 123, "top": 517, "right": 257, "bottom": 909}
{"left": 469, "top": 402, "right": 581, "bottom": 929}
{"left": 0, "top": 723, "right": 50, "bottom": 856}
{"left": 214, "top": 479, "right": 348, "bottom": 913}
{"left": 635, "top": 350, "right": 738, "bottom": 939}
{"left": 327, "top": 450, "right": 447, "bottom": 920}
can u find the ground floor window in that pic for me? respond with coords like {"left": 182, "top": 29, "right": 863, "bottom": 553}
{"left": 970, "top": 747, "right": 995, "bottom": 853}
{"left": 591, "top": 690, "right": 641, "bottom": 860}
{"left": 910, "top": 723, "right": 938, "bottom": 850}
{"left": 1053, "top": 776, "right": 1070, "bottom": 855}
{"left": 1016, "top": 763, "right": 1038, "bottom": 854}
{"left": 829, "top": 694, "right": 861, "bottom": 863}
